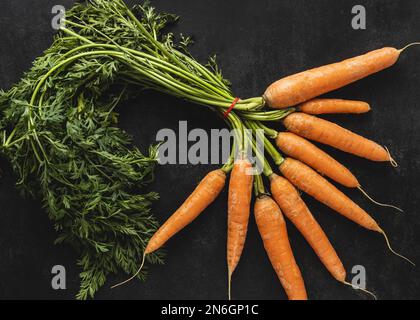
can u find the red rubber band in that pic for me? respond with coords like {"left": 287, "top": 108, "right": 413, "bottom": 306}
{"left": 223, "top": 97, "right": 240, "bottom": 118}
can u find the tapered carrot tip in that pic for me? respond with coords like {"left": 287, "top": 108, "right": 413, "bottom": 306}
{"left": 342, "top": 281, "right": 377, "bottom": 300}
{"left": 357, "top": 186, "right": 404, "bottom": 213}
{"left": 380, "top": 229, "right": 416, "bottom": 266}
{"left": 399, "top": 42, "right": 420, "bottom": 53}
{"left": 228, "top": 273, "right": 232, "bottom": 300}
{"left": 384, "top": 146, "right": 399, "bottom": 167}
{"left": 264, "top": 47, "right": 400, "bottom": 109}
{"left": 111, "top": 253, "right": 147, "bottom": 289}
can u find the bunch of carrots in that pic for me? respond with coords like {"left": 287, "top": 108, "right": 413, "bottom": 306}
{"left": 111, "top": 44, "right": 418, "bottom": 300}
{"left": 3, "top": 0, "right": 418, "bottom": 300}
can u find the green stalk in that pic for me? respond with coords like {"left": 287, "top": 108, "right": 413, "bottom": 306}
{"left": 254, "top": 173, "right": 267, "bottom": 197}
{"left": 123, "top": 4, "right": 191, "bottom": 72}
{"left": 239, "top": 108, "right": 295, "bottom": 121}
{"left": 244, "top": 120, "right": 283, "bottom": 170}
{"left": 62, "top": 24, "right": 232, "bottom": 100}
{"left": 248, "top": 129, "right": 273, "bottom": 177}
{"left": 172, "top": 50, "right": 230, "bottom": 91}
{"left": 60, "top": 28, "right": 263, "bottom": 111}
{"left": 221, "top": 143, "right": 235, "bottom": 173}
{"left": 256, "top": 122, "right": 278, "bottom": 139}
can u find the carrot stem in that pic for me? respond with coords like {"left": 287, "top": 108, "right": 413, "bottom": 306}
{"left": 246, "top": 121, "right": 284, "bottom": 166}
{"left": 254, "top": 174, "right": 266, "bottom": 197}
{"left": 245, "top": 123, "right": 273, "bottom": 177}
{"left": 239, "top": 108, "right": 295, "bottom": 121}
{"left": 256, "top": 122, "right": 278, "bottom": 139}
{"left": 221, "top": 147, "right": 235, "bottom": 173}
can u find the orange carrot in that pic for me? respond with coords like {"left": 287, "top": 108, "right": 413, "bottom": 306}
{"left": 270, "top": 174, "right": 394, "bottom": 298}
{"left": 276, "top": 131, "right": 403, "bottom": 211}
{"left": 254, "top": 195, "right": 307, "bottom": 300}
{"left": 279, "top": 158, "right": 414, "bottom": 266}
{"left": 227, "top": 158, "right": 253, "bottom": 299}
{"left": 299, "top": 99, "right": 371, "bottom": 114}
{"left": 284, "top": 112, "right": 390, "bottom": 162}
{"left": 270, "top": 174, "right": 346, "bottom": 282}
{"left": 279, "top": 158, "right": 380, "bottom": 232}
{"left": 110, "top": 169, "right": 226, "bottom": 289}
{"left": 264, "top": 47, "right": 400, "bottom": 108}
{"left": 276, "top": 132, "right": 359, "bottom": 187}
{"left": 146, "top": 169, "right": 226, "bottom": 254}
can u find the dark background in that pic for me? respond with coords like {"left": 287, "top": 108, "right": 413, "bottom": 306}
{"left": 0, "top": 0, "right": 419, "bottom": 300}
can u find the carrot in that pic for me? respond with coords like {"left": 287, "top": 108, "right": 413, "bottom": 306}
{"left": 270, "top": 173, "right": 346, "bottom": 282}
{"left": 276, "top": 131, "right": 403, "bottom": 211}
{"left": 254, "top": 195, "right": 307, "bottom": 300}
{"left": 264, "top": 47, "right": 400, "bottom": 108}
{"left": 111, "top": 169, "right": 226, "bottom": 289}
{"left": 270, "top": 173, "right": 378, "bottom": 298}
{"left": 279, "top": 158, "right": 414, "bottom": 265}
{"left": 279, "top": 158, "right": 380, "bottom": 231}
{"left": 276, "top": 132, "right": 359, "bottom": 187}
{"left": 284, "top": 112, "right": 391, "bottom": 162}
{"left": 146, "top": 169, "right": 226, "bottom": 253}
{"left": 299, "top": 99, "right": 371, "bottom": 115}
{"left": 227, "top": 158, "right": 253, "bottom": 300}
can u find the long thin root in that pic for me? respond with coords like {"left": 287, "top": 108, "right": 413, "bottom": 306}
{"left": 228, "top": 272, "right": 232, "bottom": 301}
{"left": 342, "top": 280, "right": 377, "bottom": 300}
{"left": 384, "top": 146, "right": 398, "bottom": 168}
{"left": 111, "top": 253, "right": 146, "bottom": 289}
{"left": 358, "top": 186, "right": 404, "bottom": 213}
{"left": 399, "top": 42, "right": 420, "bottom": 53}
{"left": 380, "top": 229, "right": 416, "bottom": 266}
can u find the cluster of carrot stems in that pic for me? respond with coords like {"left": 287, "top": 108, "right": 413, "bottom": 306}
{"left": 221, "top": 110, "right": 292, "bottom": 197}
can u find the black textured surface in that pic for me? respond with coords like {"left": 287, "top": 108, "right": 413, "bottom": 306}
{"left": 0, "top": 0, "right": 419, "bottom": 300}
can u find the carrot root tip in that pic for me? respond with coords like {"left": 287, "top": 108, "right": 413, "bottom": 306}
{"left": 342, "top": 281, "right": 377, "bottom": 300}
{"left": 399, "top": 42, "right": 420, "bottom": 53}
{"left": 384, "top": 146, "right": 399, "bottom": 168}
{"left": 110, "top": 253, "right": 147, "bottom": 289}
{"left": 357, "top": 186, "right": 404, "bottom": 213}
{"left": 380, "top": 229, "right": 416, "bottom": 267}
{"left": 228, "top": 272, "right": 232, "bottom": 301}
